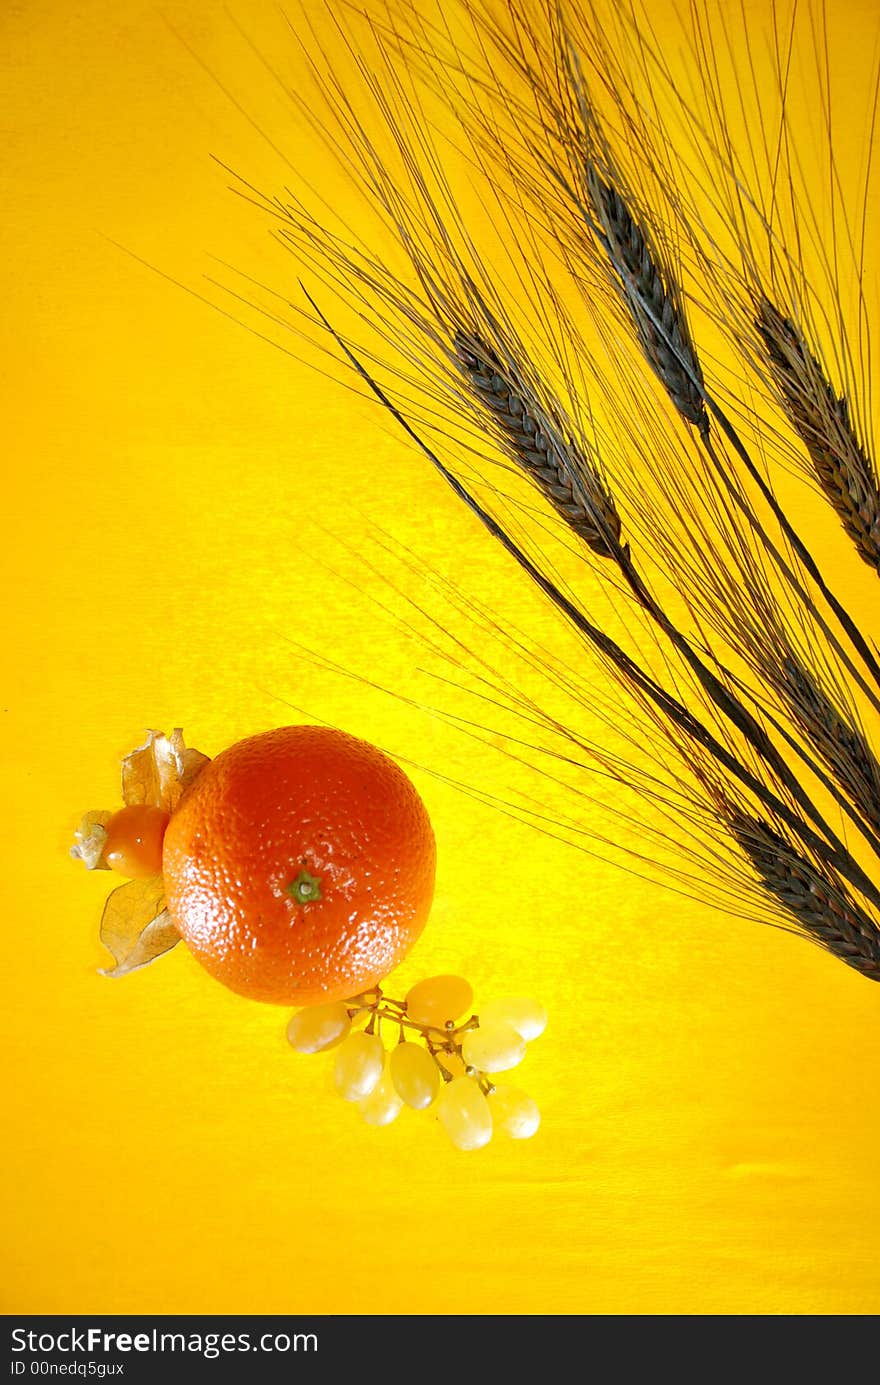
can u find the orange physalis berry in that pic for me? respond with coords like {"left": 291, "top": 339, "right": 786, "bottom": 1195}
{"left": 102, "top": 804, "right": 170, "bottom": 879}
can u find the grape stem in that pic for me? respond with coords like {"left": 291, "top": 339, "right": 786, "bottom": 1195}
{"left": 345, "top": 988, "right": 484, "bottom": 1082}
{"left": 346, "top": 990, "right": 478, "bottom": 1045}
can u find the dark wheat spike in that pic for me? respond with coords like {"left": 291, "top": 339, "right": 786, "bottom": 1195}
{"left": 756, "top": 298, "right": 880, "bottom": 571}
{"left": 726, "top": 807, "right": 880, "bottom": 981}
{"left": 453, "top": 329, "right": 622, "bottom": 558}
{"left": 780, "top": 657, "right": 880, "bottom": 837}
{"left": 585, "top": 171, "right": 708, "bottom": 435}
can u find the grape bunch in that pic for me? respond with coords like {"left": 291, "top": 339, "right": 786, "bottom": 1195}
{"left": 286, "top": 974, "right": 544, "bottom": 1150}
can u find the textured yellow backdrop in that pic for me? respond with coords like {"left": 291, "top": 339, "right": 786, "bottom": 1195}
{"left": 3, "top": 0, "right": 879, "bottom": 1315}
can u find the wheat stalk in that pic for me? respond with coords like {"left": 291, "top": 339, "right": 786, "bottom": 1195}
{"left": 397, "top": 0, "right": 880, "bottom": 695}
{"left": 453, "top": 313, "right": 874, "bottom": 863}
{"left": 216, "top": 0, "right": 880, "bottom": 982}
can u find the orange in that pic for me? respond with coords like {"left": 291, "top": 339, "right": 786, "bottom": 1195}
{"left": 161, "top": 725, "right": 436, "bottom": 1005}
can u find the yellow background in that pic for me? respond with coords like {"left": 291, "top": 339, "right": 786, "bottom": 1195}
{"left": 3, "top": 0, "right": 879, "bottom": 1315}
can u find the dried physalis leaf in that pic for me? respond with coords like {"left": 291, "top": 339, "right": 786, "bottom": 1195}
{"left": 70, "top": 810, "right": 113, "bottom": 870}
{"left": 122, "top": 728, "right": 210, "bottom": 814}
{"left": 99, "top": 877, "right": 180, "bottom": 978}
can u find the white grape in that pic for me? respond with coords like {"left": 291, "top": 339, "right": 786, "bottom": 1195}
{"left": 461, "top": 1020, "right": 526, "bottom": 1074}
{"left": 489, "top": 1085, "right": 541, "bottom": 1139}
{"left": 405, "top": 974, "right": 473, "bottom": 1028}
{"left": 436, "top": 1076, "right": 493, "bottom": 1151}
{"left": 358, "top": 1070, "right": 404, "bottom": 1126}
{"left": 479, "top": 996, "right": 546, "bottom": 1043}
{"left": 333, "top": 1031, "right": 385, "bottom": 1102}
{"left": 389, "top": 1041, "right": 440, "bottom": 1109}
{"left": 286, "top": 1001, "right": 351, "bottom": 1054}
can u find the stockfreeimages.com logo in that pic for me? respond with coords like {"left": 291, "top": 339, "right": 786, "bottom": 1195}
{"left": 10, "top": 1327, "right": 317, "bottom": 1365}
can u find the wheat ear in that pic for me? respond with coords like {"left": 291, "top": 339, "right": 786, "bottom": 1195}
{"left": 725, "top": 806, "right": 880, "bottom": 982}
{"left": 756, "top": 297, "right": 880, "bottom": 572}
{"left": 560, "top": 44, "right": 708, "bottom": 434}
{"left": 778, "top": 657, "right": 880, "bottom": 838}
{"left": 585, "top": 171, "right": 708, "bottom": 434}
{"left": 453, "top": 328, "right": 621, "bottom": 558}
